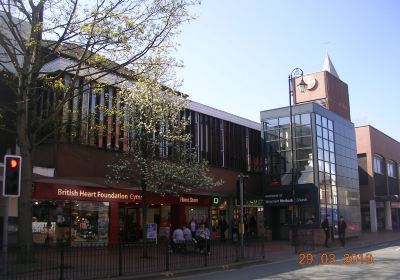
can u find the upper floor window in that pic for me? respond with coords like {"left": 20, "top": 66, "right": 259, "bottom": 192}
{"left": 387, "top": 160, "right": 396, "bottom": 178}
{"left": 373, "top": 154, "right": 384, "bottom": 174}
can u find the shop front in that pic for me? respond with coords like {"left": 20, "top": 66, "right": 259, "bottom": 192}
{"left": 263, "top": 184, "right": 318, "bottom": 240}
{"left": 32, "top": 182, "right": 211, "bottom": 245}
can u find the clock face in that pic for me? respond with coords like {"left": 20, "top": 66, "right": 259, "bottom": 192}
{"left": 305, "top": 76, "right": 317, "bottom": 90}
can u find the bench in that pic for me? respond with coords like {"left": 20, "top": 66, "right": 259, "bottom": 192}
{"left": 172, "top": 239, "right": 197, "bottom": 253}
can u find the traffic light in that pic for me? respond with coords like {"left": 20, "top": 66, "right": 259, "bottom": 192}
{"left": 3, "top": 155, "right": 22, "bottom": 197}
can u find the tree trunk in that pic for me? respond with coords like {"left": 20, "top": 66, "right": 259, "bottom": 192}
{"left": 16, "top": 100, "right": 34, "bottom": 263}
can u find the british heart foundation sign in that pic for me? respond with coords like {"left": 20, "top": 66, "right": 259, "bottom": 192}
{"left": 33, "top": 182, "right": 142, "bottom": 203}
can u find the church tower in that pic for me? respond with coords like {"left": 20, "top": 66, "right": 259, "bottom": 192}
{"left": 293, "top": 54, "right": 351, "bottom": 120}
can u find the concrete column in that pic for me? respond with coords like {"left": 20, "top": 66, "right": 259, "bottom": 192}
{"left": 385, "top": 201, "right": 392, "bottom": 231}
{"left": 369, "top": 200, "right": 378, "bottom": 232}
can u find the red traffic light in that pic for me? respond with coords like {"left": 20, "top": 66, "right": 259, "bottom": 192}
{"left": 9, "top": 159, "right": 19, "bottom": 169}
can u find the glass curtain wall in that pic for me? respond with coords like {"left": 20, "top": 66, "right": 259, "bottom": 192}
{"left": 316, "top": 114, "right": 338, "bottom": 230}
{"left": 264, "top": 113, "right": 313, "bottom": 186}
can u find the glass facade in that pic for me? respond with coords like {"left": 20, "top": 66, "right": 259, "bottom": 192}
{"left": 316, "top": 114, "right": 338, "bottom": 228}
{"left": 263, "top": 113, "right": 313, "bottom": 186}
{"left": 333, "top": 118, "right": 360, "bottom": 237}
{"left": 261, "top": 103, "right": 361, "bottom": 238}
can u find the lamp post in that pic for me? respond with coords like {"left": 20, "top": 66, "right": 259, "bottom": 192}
{"left": 288, "top": 68, "right": 307, "bottom": 247}
{"left": 237, "top": 174, "right": 248, "bottom": 258}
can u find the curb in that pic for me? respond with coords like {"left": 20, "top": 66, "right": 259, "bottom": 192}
{"left": 104, "top": 259, "right": 268, "bottom": 280}
{"left": 298, "top": 237, "right": 400, "bottom": 256}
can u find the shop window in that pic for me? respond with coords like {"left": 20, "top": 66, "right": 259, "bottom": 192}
{"left": 71, "top": 201, "right": 109, "bottom": 243}
{"left": 32, "top": 200, "right": 110, "bottom": 244}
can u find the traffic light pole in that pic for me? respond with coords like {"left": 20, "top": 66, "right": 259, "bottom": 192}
{"left": 2, "top": 196, "right": 8, "bottom": 276}
{"left": 238, "top": 174, "right": 248, "bottom": 258}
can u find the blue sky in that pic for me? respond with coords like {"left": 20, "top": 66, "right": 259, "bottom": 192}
{"left": 175, "top": 0, "right": 400, "bottom": 142}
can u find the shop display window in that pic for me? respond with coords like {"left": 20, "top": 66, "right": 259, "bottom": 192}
{"left": 71, "top": 201, "right": 109, "bottom": 243}
{"left": 32, "top": 200, "right": 109, "bottom": 244}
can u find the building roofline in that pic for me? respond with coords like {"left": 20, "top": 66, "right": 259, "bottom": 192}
{"left": 301, "top": 70, "right": 348, "bottom": 86}
{"left": 189, "top": 100, "right": 260, "bottom": 131}
{"left": 355, "top": 125, "right": 400, "bottom": 145}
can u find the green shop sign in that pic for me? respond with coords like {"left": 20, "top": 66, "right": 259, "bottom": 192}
{"left": 212, "top": 197, "right": 220, "bottom": 205}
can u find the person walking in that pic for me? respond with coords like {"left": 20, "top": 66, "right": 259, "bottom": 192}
{"left": 321, "top": 217, "right": 330, "bottom": 248}
{"left": 338, "top": 216, "right": 347, "bottom": 247}
{"left": 189, "top": 218, "right": 197, "bottom": 238}
{"left": 218, "top": 216, "right": 228, "bottom": 241}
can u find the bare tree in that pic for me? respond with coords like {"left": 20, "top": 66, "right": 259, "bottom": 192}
{"left": 0, "top": 0, "right": 199, "bottom": 261}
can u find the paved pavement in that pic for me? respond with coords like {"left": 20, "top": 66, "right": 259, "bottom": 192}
{"left": 145, "top": 232, "right": 400, "bottom": 279}
{"left": 167, "top": 232, "right": 400, "bottom": 280}
{"left": 264, "top": 231, "right": 400, "bottom": 263}
{"left": 168, "top": 237, "right": 400, "bottom": 280}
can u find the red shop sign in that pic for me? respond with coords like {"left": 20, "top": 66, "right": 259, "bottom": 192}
{"left": 33, "top": 182, "right": 142, "bottom": 203}
{"left": 33, "top": 182, "right": 211, "bottom": 205}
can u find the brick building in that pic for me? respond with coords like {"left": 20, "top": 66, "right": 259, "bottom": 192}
{"left": 356, "top": 125, "right": 400, "bottom": 232}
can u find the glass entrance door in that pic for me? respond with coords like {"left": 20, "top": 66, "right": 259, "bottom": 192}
{"left": 119, "top": 206, "right": 141, "bottom": 242}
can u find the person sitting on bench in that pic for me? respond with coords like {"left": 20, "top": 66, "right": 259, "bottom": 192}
{"left": 195, "top": 223, "right": 211, "bottom": 254}
{"left": 171, "top": 226, "right": 185, "bottom": 253}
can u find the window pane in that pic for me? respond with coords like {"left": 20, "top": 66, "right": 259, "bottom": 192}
{"left": 301, "top": 114, "right": 311, "bottom": 125}
{"left": 279, "top": 116, "right": 290, "bottom": 126}
{"left": 296, "top": 149, "right": 313, "bottom": 161}
{"left": 373, "top": 155, "right": 383, "bottom": 174}
{"left": 266, "top": 141, "right": 279, "bottom": 153}
{"left": 330, "top": 152, "right": 335, "bottom": 163}
{"left": 279, "top": 127, "right": 290, "bottom": 140}
{"left": 322, "top": 117, "right": 328, "bottom": 128}
{"left": 324, "top": 150, "right": 330, "bottom": 162}
{"left": 316, "top": 114, "right": 321, "bottom": 126}
{"left": 294, "top": 115, "right": 301, "bottom": 126}
{"left": 266, "top": 130, "right": 279, "bottom": 142}
{"left": 324, "top": 139, "right": 329, "bottom": 150}
{"left": 387, "top": 161, "right": 395, "bottom": 178}
{"left": 317, "top": 137, "right": 323, "bottom": 148}
{"left": 329, "top": 141, "right": 335, "bottom": 152}
{"left": 318, "top": 149, "right": 324, "bottom": 160}
{"left": 319, "top": 172, "right": 325, "bottom": 184}
{"left": 295, "top": 125, "right": 311, "bottom": 137}
{"left": 280, "top": 139, "right": 289, "bottom": 150}
{"left": 265, "top": 119, "right": 279, "bottom": 130}
{"left": 298, "top": 171, "right": 313, "bottom": 184}
{"left": 295, "top": 136, "right": 312, "bottom": 149}
{"left": 330, "top": 163, "right": 336, "bottom": 174}
{"left": 331, "top": 174, "right": 336, "bottom": 185}
{"left": 317, "top": 125, "right": 322, "bottom": 137}
{"left": 324, "top": 161, "right": 330, "bottom": 173}
{"left": 318, "top": 160, "right": 324, "bottom": 172}
{"left": 328, "top": 130, "right": 334, "bottom": 141}
{"left": 323, "top": 128, "right": 328, "bottom": 139}
{"left": 320, "top": 188, "right": 326, "bottom": 204}
{"left": 296, "top": 159, "right": 313, "bottom": 173}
